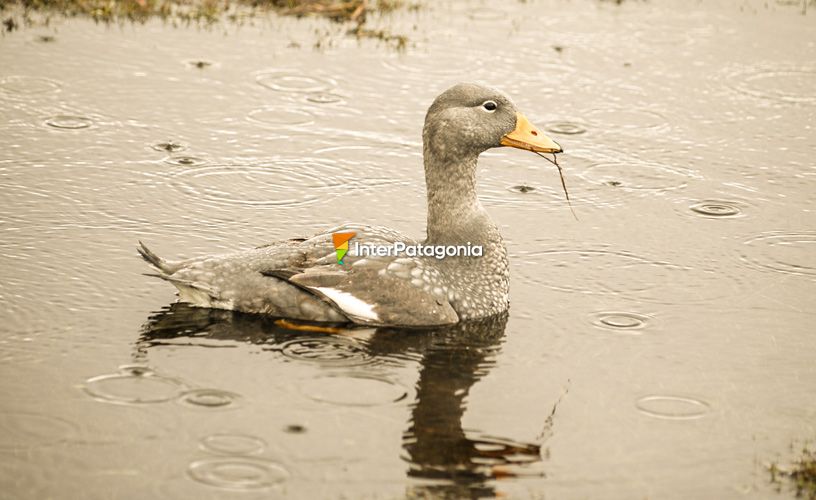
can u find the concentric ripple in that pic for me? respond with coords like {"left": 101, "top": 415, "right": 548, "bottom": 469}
{"left": 279, "top": 336, "right": 374, "bottom": 367}
{"left": 544, "top": 121, "right": 587, "bottom": 135}
{"left": 740, "top": 232, "right": 816, "bottom": 278}
{"left": 580, "top": 161, "right": 692, "bottom": 192}
{"left": 689, "top": 200, "right": 744, "bottom": 218}
{"left": 518, "top": 250, "right": 658, "bottom": 296}
{"left": 163, "top": 155, "right": 208, "bottom": 167}
{"left": 516, "top": 247, "right": 739, "bottom": 304}
{"left": 305, "top": 92, "right": 344, "bottom": 104}
{"left": 299, "top": 374, "right": 408, "bottom": 406}
{"left": 201, "top": 434, "right": 266, "bottom": 455}
{"left": 585, "top": 108, "right": 669, "bottom": 131}
{"left": 247, "top": 106, "right": 315, "bottom": 128}
{"left": 592, "top": 311, "right": 650, "bottom": 332}
{"left": 380, "top": 52, "right": 475, "bottom": 78}
{"left": 168, "top": 160, "right": 346, "bottom": 209}
{"left": 178, "top": 389, "right": 242, "bottom": 409}
{"left": 636, "top": 395, "right": 711, "bottom": 420}
{"left": 44, "top": 115, "right": 93, "bottom": 130}
{"left": 479, "top": 174, "right": 604, "bottom": 210}
{"left": 188, "top": 457, "right": 289, "bottom": 490}
{"left": 0, "top": 412, "right": 78, "bottom": 449}
{"left": 730, "top": 67, "right": 816, "bottom": 104}
{"left": 0, "top": 75, "right": 61, "bottom": 95}
{"left": 83, "top": 366, "right": 186, "bottom": 405}
{"left": 256, "top": 71, "right": 335, "bottom": 93}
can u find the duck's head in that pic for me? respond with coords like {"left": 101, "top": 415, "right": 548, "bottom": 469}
{"left": 423, "top": 82, "right": 562, "bottom": 162}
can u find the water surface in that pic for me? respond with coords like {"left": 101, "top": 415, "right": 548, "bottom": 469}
{"left": 1, "top": 1, "right": 815, "bottom": 498}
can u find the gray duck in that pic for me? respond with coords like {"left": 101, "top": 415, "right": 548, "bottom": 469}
{"left": 139, "top": 83, "right": 562, "bottom": 327}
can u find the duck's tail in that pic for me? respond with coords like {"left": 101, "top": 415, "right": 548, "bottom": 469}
{"left": 137, "top": 241, "right": 175, "bottom": 274}
{"left": 143, "top": 272, "right": 220, "bottom": 306}
{"left": 138, "top": 241, "right": 222, "bottom": 307}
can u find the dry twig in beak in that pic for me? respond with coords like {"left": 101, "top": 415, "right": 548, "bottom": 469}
{"left": 535, "top": 151, "right": 577, "bottom": 220}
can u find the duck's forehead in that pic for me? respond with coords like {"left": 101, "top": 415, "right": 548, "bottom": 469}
{"left": 437, "top": 83, "right": 513, "bottom": 108}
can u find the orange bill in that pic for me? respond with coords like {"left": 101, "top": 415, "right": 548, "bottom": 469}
{"left": 500, "top": 112, "right": 562, "bottom": 153}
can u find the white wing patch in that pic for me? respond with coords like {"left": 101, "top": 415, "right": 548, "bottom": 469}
{"left": 314, "top": 287, "right": 380, "bottom": 322}
{"left": 175, "top": 284, "right": 215, "bottom": 308}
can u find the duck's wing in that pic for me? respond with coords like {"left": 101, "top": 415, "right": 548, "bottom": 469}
{"left": 261, "top": 224, "right": 459, "bottom": 327}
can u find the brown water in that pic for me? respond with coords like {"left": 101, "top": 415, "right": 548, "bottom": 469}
{"left": 1, "top": 0, "right": 815, "bottom": 498}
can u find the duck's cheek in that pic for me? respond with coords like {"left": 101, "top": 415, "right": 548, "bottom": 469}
{"left": 458, "top": 124, "right": 498, "bottom": 151}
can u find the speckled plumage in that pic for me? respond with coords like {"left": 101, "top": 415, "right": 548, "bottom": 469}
{"left": 139, "top": 83, "right": 557, "bottom": 326}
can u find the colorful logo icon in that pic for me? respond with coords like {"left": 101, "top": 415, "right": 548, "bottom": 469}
{"left": 332, "top": 232, "right": 356, "bottom": 265}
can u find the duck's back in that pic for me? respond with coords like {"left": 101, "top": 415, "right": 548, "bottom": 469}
{"left": 140, "top": 224, "right": 460, "bottom": 326}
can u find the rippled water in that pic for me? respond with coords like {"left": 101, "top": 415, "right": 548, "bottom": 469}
{"left": 1, "top": 0, "right": 815, "bottom": 498}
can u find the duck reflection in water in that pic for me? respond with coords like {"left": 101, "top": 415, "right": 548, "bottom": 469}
{"left": 137, "top": 304, "right": 560, "bottom": 497}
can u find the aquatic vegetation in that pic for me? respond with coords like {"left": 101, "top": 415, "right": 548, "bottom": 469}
{"left": 264, "top": 0, "right": 397, "bottom": 21}
{"left": 0, "top": 0, "right": 414, "bottom": 47}
{"left": 770, "top": 446, "right": 816, "bottom": 500}
{"left": 348, "top": 24, "right": 407, "bottom": 50}
{"left": 3, "top": 15, "right": 18, "bottom": 29}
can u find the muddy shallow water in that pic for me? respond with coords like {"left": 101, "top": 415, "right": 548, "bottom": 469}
{"left": 1, "top": 0, "right": 815, "bottom": 498}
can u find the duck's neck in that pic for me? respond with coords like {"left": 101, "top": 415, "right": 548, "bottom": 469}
{"left": 423, "top": 147, "right": 499, "bottom": 246}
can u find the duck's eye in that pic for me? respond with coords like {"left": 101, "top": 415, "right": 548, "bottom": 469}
{"left": 482, "top": 100, "right": 498, "bottom": 112}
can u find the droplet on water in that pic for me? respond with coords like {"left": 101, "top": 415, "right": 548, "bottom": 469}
{"left": 690, "top": 200, "right": 742, "bottom": 218}
{"left": 83, "top": 370, "right": 186, "bottom": 405}
{"left": 299, "top": 374, "right": 408, "bottom": 406}
{"left": 740, "top": 232, "right": 816, "bottom": 277}
{"left": 167, "top": 160, "right": 346, "bottom": 210}
{"left": 731, "top": 67, "right": 816, "bottom": 104}
{"left": 201, "top": 434, "right": 266, "bottom": 455}
{"left": 306, "top": 92, "right": 343, "bottom": 104}
{"left": 595, "top": 312, "right": 649, "bottom": 330}
{"left": 256, "top": 71, "right": 334, "bottom": 93}
{"left": 636, "top": 395, "right": 711, "bottom": 420}
{"left": 581, "top": 161, "right": 690, "bottom": 192}
{"left": 185, "top": 59, "right": 214, "bottom": 69}
{"left": 179, "top": 388, "right": 242, "bottom": 409}
{"left": 508, "top": 184, "right": 537, "bottom": 194}
{"left": 0, "top": 76, "right": 61, "bottom": 95}
{"left": 188, "top": 457, "right": 289, "bottom": 490}
{"left": 151, "top": 141, "right": 187, "bottom": 153}
{"left": 279, "top": 337, "right": 374, "bottom": 367}
{"left": 545, "top": 121, "right": 587, "bottom": 135}
{"left": 247, "top": 107, "right": 315, "bottom": 128}
{"left": 118, "top": 364, "right": 155, "bottom": 377}
{"left": 44, "top": 115, "right": 93, "bottom": 130}
{"left": 164, "top": 156, "right": 207, "bottom": 167}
